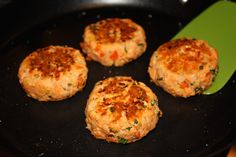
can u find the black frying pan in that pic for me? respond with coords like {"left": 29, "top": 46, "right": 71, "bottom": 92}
{"left": 0, "top": 0, "right": 235, "bottom": 157}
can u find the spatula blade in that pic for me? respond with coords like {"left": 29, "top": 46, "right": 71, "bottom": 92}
{"left": 174, "top": 1, "right": 236, "bottom": 94}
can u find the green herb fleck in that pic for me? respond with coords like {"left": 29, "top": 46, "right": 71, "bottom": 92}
{"left": 157, "top": 77, "right": 163, "bottom": 81}
{"left": 124, "top": 45, "right": 128, "bottom": 53}
{"left": 109, "top": 107, "right": 116, "bottom": 112}
{"left": 211, "top": 67, "right": 218, "bottom": 81}
{"left": 199, "top": 65, "right": 204, "bottom": 70}
{"left": 126, "top": 127, "right": 132, "bottom": 131}
{"left": 137, "top": 43, "right": 144, "bottom": 47}
{"left": 90, "top": 24, "right": 98, "bottom": 32}
{"left": 118, "top": 137, "right": 128, "bottom": 144}
{"left": 194, "top": 87, "right": 203, "bottom": 94}
{"left": 151, "top": 99, "right": 157, "bottom": 106}
{"left": 134, "top": 119, "right": 138, "bottom": 124}
{"left": 210, "top": 69, "right": 217, "bottom": 75}
{"left": 67, "top": 83, "right": 72, "bottom": 87}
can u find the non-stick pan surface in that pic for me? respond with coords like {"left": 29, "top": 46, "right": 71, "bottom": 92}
{"left": 0, "top": 1, "right": 235, "bottom": 157}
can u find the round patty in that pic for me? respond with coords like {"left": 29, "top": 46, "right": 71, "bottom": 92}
{"left": 81, "top": 18, "right": 147, "bottom": 66}
{"left": 18, "top": 45, "right": 88, "bottom": 101}
{"left": 148, "top": 38, "right": 218, "bottom": 98}
{"left": 85, "top": 76, "right": 162, "bottom": 144}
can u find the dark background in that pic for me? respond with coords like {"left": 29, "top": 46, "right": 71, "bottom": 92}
{"left": 0, "top": 0, "right": 218, "bottom": 45}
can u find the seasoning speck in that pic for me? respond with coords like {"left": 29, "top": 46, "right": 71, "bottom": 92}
{"left": 178, "top": 22, "right": 183, "bottom": 28}
{"left": 81, "top": 11, "right": 86, "bottom": 16}
{"left": 52, "top": 24, "right": 57, "bottom": 28}
{"left": 26, "top": 40, "right": 30, "bottom": 44}
{"left": 46, "top": 30, "right": 52, "bottom": 35}
{"left": 203, "top": 129, "right": 209, "bottom": 134}
{"left": 38, "top": 153, "right": 45, "bottom": 157}
{"left": 199, "top": 65, "right": 203, "bottom": 70}
{"left": 186, "top": 149, "right": 190, "bottom": 153}
{"left": 109, "top": 107, "right": 115, "bottom": 112}
{"left": 147, "top": 14, "right": 153, "bottom": 18}
{"left": 179, "top": 0, "right": 188, "bottom": 5}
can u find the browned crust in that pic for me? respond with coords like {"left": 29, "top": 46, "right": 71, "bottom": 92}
{"left": 86, "top": 76, "right": 162, "bottom": 143}
{"left": 89, "top": 18, "right": 137, "bottom": 43}
{"left": 158, "top": 38, "right": 215, "bottom": 74}
{"left": 95, "top": 77, "right": 148, "bottom": 121}
{"left": 28, "top": 46, "right": 76, "bottom": 79}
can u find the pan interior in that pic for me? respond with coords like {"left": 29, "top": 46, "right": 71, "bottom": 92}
{"left": 0, "top": 6, "right": 235, "bottom": 157}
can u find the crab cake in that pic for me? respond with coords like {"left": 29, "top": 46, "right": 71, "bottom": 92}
{"left": 18, "top": 45, "right": 88, "bottom": 101}
{"left": 81, "top": 18, "right": 147, "bottom": 66}
{"left": 148, "top": 38, "right": 218, "bottom": 98}
{"left": 85, "top": 76, "right": 162, "bottom": 144}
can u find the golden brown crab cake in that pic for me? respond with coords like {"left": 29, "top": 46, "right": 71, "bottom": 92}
{"left": 81, "top": 18, "right": 147, "bottom": 66}
{"left": 85, "top": 76, "right": 162, "bottom": 144}
{"left": 148, "top": 38, "right": 218, "bottom": 98}
{"left": 18, "top": 45, "right": 88, "bottom": 101}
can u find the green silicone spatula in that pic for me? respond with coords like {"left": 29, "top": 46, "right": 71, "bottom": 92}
{"left": 174, "top": 1, "right": 236, "bottom": 94}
